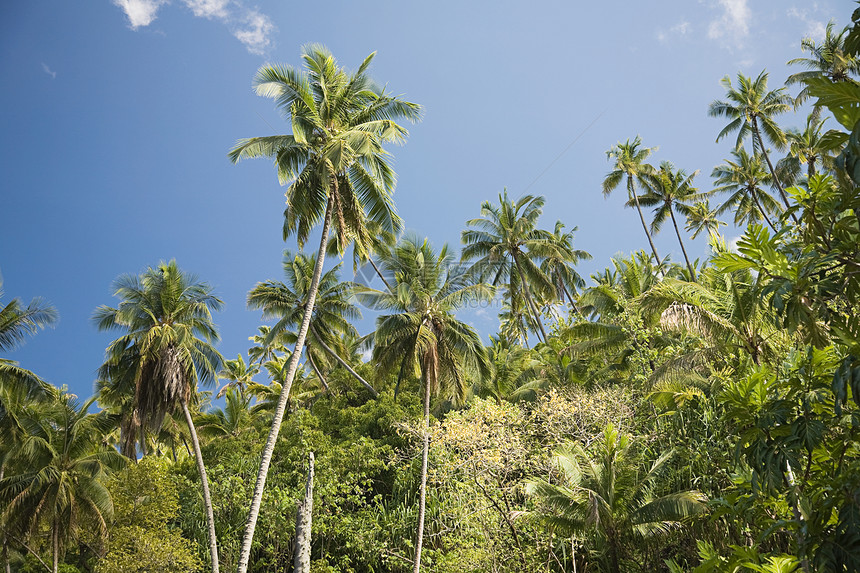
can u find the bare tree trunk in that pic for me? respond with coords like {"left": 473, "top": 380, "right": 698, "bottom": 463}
{"left": 293, "top": 452, "right": 315, "bottom": 573}
{"left": 236, "top": 195, "right": 334, "bottom": 573}
{"left": 668, "top": 206, "right": 696, "bottom": 281}
{"left": 513, "top": 253, "right": 548, "bottom": 343}
{"left": 629, "top": 177, "right": 661, "bottom": 264}
{"left": 52, "top": 519, "right": 58, "bottom": 573}
{"left": 752, "top": 118, "right": 799, "bottom": 224}
{"left": 310, "top": 325, "right": 378, "bottom": 397}
{"left": 412, "top": 372, "right": 432, "bottom": 573}
{"left": 306, "top": 352, "right": 330, "bottom": 392}
{"left": 181, "top": 399, "right": 220, "bottom": 573}
{"left": 750, "top": 190, "right": 778, "bottom": 233}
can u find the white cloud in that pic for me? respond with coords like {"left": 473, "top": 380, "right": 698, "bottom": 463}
{"left": 113, "top": 0, "right": 168, "bottom": 29}
{"left": 233, "top": 10, "right": 275, "bottom": 55}
{"left": 41, "top": 63, "right": 56, "bottom": 79}
{"left": 113, "top": 0, "right": 275, "bottom": 55}
{"left": 708, "top": 0, "right": 751, "bottom": 46}
{"left": 657, "top": 20, "right": 691, "bottom": 44}
{"left": 787, "top": 7, "right": 826, "bottom": 41}
{"left": 183, "top": 0, "right": 230, "bottom": 20}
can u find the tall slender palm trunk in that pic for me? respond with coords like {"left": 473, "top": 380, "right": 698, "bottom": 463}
{"left": 752, "top": 119, "right": 799, "bottom": 225}
{"left": 412, "top": 371, "right": 432, "bottom": 573}
{"left": 629, "top": 178, "right": 661, "bottom": 264}
{"left": 750, "top": 191, "right": 778, "bottom": 233}
{"left": 52, "top": 519, "right": 58, "bottom": 573}
{"left": 180, "top": 399, "right": 220, "bottom": 573}
{"left": 309, "top": 324, "right": 378, "bottom": 396}
{"left": 668, "top": 207, "right": 696, "bottom": 281}
{"left": 236, "top": 196, "right": 334, "bottom": 573}
{"left": 513, "top": 253, "right": 548, "bottom": 343}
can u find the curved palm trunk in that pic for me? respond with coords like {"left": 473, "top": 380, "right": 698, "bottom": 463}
{"left": 181, "top": 399, "right": 219, "bottom": 573}
{"left": 512, "top": 253, "right": 548, "bottom": 343}
{"left": 412, "top": 370, "right": 432, "bottom": 573}
{"left": 629, "top": 178, "right": 661, "bottom": 263}
{"left": 369, "top": 258, "right": 393, "bottom": 292}
{"left": 750, "top": 190, "right": 778, "bottom": 233}
{"left": 752, "top": 118, "right": 799, "bottom": 224}
{"left": 668, "top": 207, "right": 696, "bottom": 281}
{"left": 236, "top": 196, "right": 334, "bottom": 573}
{"left": 306, "top": 352, "right": 330, "bottom": 392}
{"left": 309, "top": 324, "right": 378, "bottom": 397}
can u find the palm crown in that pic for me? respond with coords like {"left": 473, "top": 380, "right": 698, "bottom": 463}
{"left": 229, "top": 44, "right": 421, "bottom": 248}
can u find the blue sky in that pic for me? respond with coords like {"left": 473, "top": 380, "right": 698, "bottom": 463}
{"left": 1, "top": 0, "right": 850, "bottom": 401}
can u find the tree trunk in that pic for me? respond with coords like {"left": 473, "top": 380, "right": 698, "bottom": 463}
{"left": 412, "top": 371, "right": 432, "bottom": 573}
{"left": 293, "top": 452, "right": 314, "bottom": 573}
{"left": 668, "top": 206, "right": 696, "bottom": 281}
{"left": 369, "top": 257, "right": 393, "bottom": 292}
{"left": 236, "top": 195, "right": 334, "bottom": 573}
{"left": 629, "top": 177, "right": 661, "bottom": 264}
{"left": 750, "top": 190, "right": 778, "bottom": 233}
{"left": 52, "top": 519, "right": 58, "bottom": 573}
{"left": 512, "top": 253, "right": 548, "bottom": 343}
{"left": 752, "top": 118, "right": 799, "bottom": 224}
{"left": 310, "top": 325, "right": 378, "bottom": 397}
{"left": 306, "top": 352, "right": 330, "bottom": 392}
{"left": 181, "top": 399, "right": 220, "bottom": 573}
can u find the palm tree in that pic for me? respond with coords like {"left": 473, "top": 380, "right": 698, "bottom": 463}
{"left": 603, "top": 137, "right": 661, "bottom": 263}
{"left": 708, "top": 71, "right": 794, "bottom": 210}
{"left": 247, "top": 251, "right": 378, "bottom": 397}
{"left": 712, "top": 147, "right": 783, "bottom": 232}
{"left": 93, "top": 260, "right": 223, "bottom": 573}
{"left": 358, "top": 235, "right": 493, "bottom": 573}
{"left": 196, "top": 389, "right": 254, "bottom": 439}
{"left": 638, "top": 161, "right": 703, "bottom": 281}
{"left": 526, "top": 424, "right": 707, "bottom": 573}
{"left": 787, "top": 21, "right": 860, "bottom": 105}
{"left": 540, "top": 221, "right": 592, "bottom": 312}
{"left": 0, "top": 274, "right": 57, "bottom": 400}
{"left": 216, "top": 354, "right": 259, "bottom": 399}
{"left": 228, "top": 47, "right": 420, "bottom": 572}
{"left": 684, "top": 201, "right": 726, "bottom": 241}
{"left": 0, "top": 393, "right": 125, "bottom": 573}
{"left": 461, "top": 191, "right": 557, "bottom": 342}
{"left": 777, "top": 111, "right": 838, "bottom": 185}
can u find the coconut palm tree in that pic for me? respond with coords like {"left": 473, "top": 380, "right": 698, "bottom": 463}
{"left": 603, "top": 137, "right": 661, "bottom": 263}
{"left": 684, "top": 201, "right": 726, "bottom": 241}
{"left": 526, "top": 424, "right": 707, "bottom": 573}
{"left": 777, "top": 111, "right": 839, "bottom": 186}
{"left": 708, "top": 71, "right": 794, "bottom": 210}
{"left": 216, "top": 354, "right": 259, "bottom": 399}
{"left": 93, "top": 260, "right": 223, "bottom": 573}
{"left": 787, "top": 21, "right": 860, "bottom": 105}
{"left": 0, "top": 275, "right": 57, "bottom": 400}
{"left": 712, "top": 147, "right": 783, "bottom": 233}
{"left": 540, "top": 221, "right": 592, "bottom": 312}
{"left": 0, "top": 392, "right": 124, "bottom": 573}
{"left": 247, "top": 251, "right": 377, "bottom": 397}
{"left": 638, "top": 162, "right": 703, "bottom": 281}
{"left": 358, "top": 235, "right": 493, "bottom": 573}
{"left": 461, "top": 191, "right": 557, "bottom": 342}
{"left": 228, "top": 47, "right": 420, "bottom": 571}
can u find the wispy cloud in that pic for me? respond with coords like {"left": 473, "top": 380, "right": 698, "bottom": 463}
{"left": 113, "top": 0, "right": 276, "bottom": 55}
{"left": 708, "top": 0, "right": 751, "bottom": 47}
{"left": 183, "top": 0, "right": 230, "bottom": 19}
{"left": 787, "top": 7, "right": 826, "bottom": 41}
{"left": 113, "top": 0, "right": 168, "bottom": 29}
{"left": 232, "top": 10, "right": 275, "bottom": 55}
{"left": 657, "top": 20, "right": 691, "bottom": 44}
{"left": 41, "top": 63, "right": 57, "bottom": 79}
